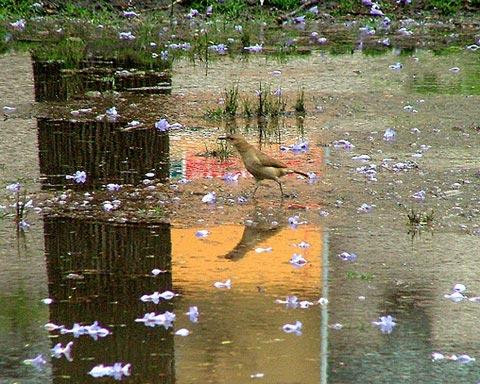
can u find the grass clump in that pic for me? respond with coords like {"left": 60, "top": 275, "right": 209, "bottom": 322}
{"left": 406, "top": 208, "right": 434, "bottom": 227}
{"left": 224, "top": 85, "right": 239, "bottom": 117}
{"left": 32, "top": 37, "right": 86, "bottom": 68}
{"left": 254, "top": 83, "right": 287, "bottom": 118}
{"left": 294, "top": 89, "right": 306, "bottom": 114}
{"left": 198, "top": 140, "right": 234, "bottom": 161}
{"left": 242, "top": 98, "right": 253, "bottom": 118}
{"left": 205, "top": 106, "right": 224, "bottom": 120}
{"left": 0, "top": 0, "right": 39, "bottom": 20}
{"left": 426, "top": 0, "right": 462, "bottom": 15}
{"left": 346, "top": 270, "right": 374, "bottom": 282}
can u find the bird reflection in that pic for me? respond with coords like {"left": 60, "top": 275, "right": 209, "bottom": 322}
{"left": 224, "top": 208, "right": 286, "bottom": 261}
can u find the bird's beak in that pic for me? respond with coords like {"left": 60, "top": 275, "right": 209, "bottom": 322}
{"left": 218, "top": 136, "right": 227, "bottom": 140}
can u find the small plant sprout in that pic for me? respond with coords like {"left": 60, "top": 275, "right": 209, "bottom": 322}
{"left": 294, "top": 89, "right": 306, "bottom": 114}
{"left": 5, "top": 182, "right": 31, "bottom": 230}
{"left": 224, "top": 85, "right": 239, "bottom": 117}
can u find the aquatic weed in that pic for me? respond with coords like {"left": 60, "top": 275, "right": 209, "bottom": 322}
{"left": 254, "top": 83, "right": 286, "bottom": 117}
{"left": 255, "top": 82, "right": 266, "bottom": 117}
{"left": 294, "top": 89, "right": 306, "bottom": 114}
{"left": 198, "top": 141, "right": 233, "bottom": 161}
{"left": 242, "top": 98, "right": 253, "bottom": 118}
{"left": 406, "top": 208, "right": 434, "bottom": 227}
{"left": 224, "top": 85, "right": 239, "bottom": 117}
{"left": 5, "top": 183, "right": 30, "bottom": 231}
{"left": 346, "top": 270, "right": 374, "bottom": 282}
{"left": 204, "top": 106, "right": 224, "bottom": 120}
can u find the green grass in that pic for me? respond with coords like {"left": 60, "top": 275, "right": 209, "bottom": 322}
{"left": 0, "top": 0, "right": 39, "bottom": 20}
{"left": 32, "top": 37, "right": 86, "bottom": 67}
{"left": 268, "top": 0, "right": 299, "bottom": 10}
{"left": 346, "top": 270, "right": 374, "bottom": 282}
{"left": 242, "top": 97, "right": 254, "bottom": 118}
{"left": 198, "top": 141, "right": 234, "bottom": 161}
{"left": 426, "top": 0, "right": 462, "bottom": 15}
{"left": 204, "top": 106, "right": 224, "bottom": 120}
{"left": 406, "top": 208, "right": 434, "bottom": 227}
{"left": 294, "top": 89, "right": 305, "bottom": 114}
{"left": 331, "top": 0, "right": 360, "bottom": 16}
{"left": 224, "top": 85, "right": 239, "bottom": 117}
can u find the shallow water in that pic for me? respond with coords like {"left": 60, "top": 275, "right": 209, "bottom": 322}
{"left": 0, "top": 44, "right": 479, "bottom": 384}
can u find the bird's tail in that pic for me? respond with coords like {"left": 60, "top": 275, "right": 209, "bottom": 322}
{"left": 288, "top": 169, "right": 310, "bottom": 178}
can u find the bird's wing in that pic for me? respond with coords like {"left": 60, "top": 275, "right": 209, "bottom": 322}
{"left": 255, "top": 149, "right": 288, "bottom": 168}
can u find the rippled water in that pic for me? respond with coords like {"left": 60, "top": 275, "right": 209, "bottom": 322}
{"left": 1, "top": 45, "right": 479, "bottom": 384}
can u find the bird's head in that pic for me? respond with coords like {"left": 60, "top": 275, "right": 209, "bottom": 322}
{"left": 218, "top": 134, "right": 249, "bottom": 149}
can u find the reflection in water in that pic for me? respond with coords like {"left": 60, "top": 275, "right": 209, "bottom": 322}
{"left": 40, "top": 216, "right": 325, "bottom": 383}
{"left": 329, "top": 284, "right": 435, "bottom": 384}
{"left": 32, "top": 58, "right": 171, "bottom": 102}
{"left": 37, "top": 118, "right": 169, "bottom": 189}
{"left": 170, "top": 118, "right": 321, "bottom": 182}
{"left": 327, "top": 227, "right": 480, "bottom": 384}
{"left": 172, "top": 222, "right": 324, "bottom": 383}
{"left": 44, "top": 216, "right": 173, "bottom": 383}
{"left": 224, "top": 224, "right": 283, "bottom": 261}
{"left": 224, "top": 207, "right": 286, "bottom": 261}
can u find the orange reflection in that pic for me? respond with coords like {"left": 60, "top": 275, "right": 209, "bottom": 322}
{"left": 171, "top": 140, "right": 324, "bottom": 180}
{"left": 171, "top": 224, "right": 322, "bottom": 294}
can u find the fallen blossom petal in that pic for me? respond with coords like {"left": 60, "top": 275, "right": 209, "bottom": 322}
{"left": 175, "top": 328, "right": 190, "bottom": 336}
{"left": 195, "top": 230, "right": 209, "bottom": 238}
{"left": 289, "top": 253, "right": 308, "bottom": 267}
{"left": 282, "top": 320, "right": 302, "bottom": 335}
{"left": 432, "top": 352, "right": 445, "bottom": 361}
{"left": 23, "top": 354, "right": 46, "bottom": 371}
{"left": 329, "top": 323, "right": 343, "bottom": 330}
{"left": 318, "top": 297, "right": 329, "bottom": 306}
{"left": 51, "top": 341, "right": 73, "bottom": 361}
{"left": 357, "top": 203, "right": 374, "bottom": 213}
{"left": 45, "top": 322, "right": 64, "bottom": 331}
{"left": 338, "top": 252, "right": 357, "bottom": 261}
{"left": 275, "top": 295, "right": 298, "bottom": 308}
{"left": 255, "top": 247, "right": 272, "bottom": 253}
{"left": 66, "top": 170, "right": 87, "bottom": 184}
{"left": 444, "top": 292, "right": 465, "bottom": 302}
{"left": 186, "top": 306, "right": 199, "bottom": 322}
{"left": 214, "top": 279, "right": 232, "bottom": 289}
{"left": 372, "top": 315, "right": 396, "bottom": 334}
{"left": 383, "top": 128, "right": 397, "bottom": 141}
{"left": 202, "top": 192, "right": 216, "bottom": 204}
{"left": 453, "top": 283, "right": 466, "bottom": 293}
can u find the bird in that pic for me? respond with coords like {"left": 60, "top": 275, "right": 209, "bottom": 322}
{"left": 219, "top": 134, "right": 309, "bottom": 198}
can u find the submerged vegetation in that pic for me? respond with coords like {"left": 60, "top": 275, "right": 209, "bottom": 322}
{"left": 207, "top": 83, "right": 301, "bottom": 123}
{"left": 406, "top": 208, "right": 435, "bottom": 227}
{"left": 197, "top": 140, "right": 234, "bottom": 161}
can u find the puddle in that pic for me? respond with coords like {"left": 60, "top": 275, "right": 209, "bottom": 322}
{"left": 32, "top": 58, "right": 172, "bottom": 102}
{"left": 37, "top": 117, "right": 169, "bottom": 189}
{"left": 1, "top": 31, "right": 480, "bottom": 384}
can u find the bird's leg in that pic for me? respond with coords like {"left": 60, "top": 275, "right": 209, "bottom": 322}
{"left": 251, "top": 181, "right": 260, "bottom": 198}
{"left": 276, "top": 179, "right": 285, "bottom": 198}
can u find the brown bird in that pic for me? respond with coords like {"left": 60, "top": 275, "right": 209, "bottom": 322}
{"left": 219, "top": 134, "right": 309, "bottom": 198}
